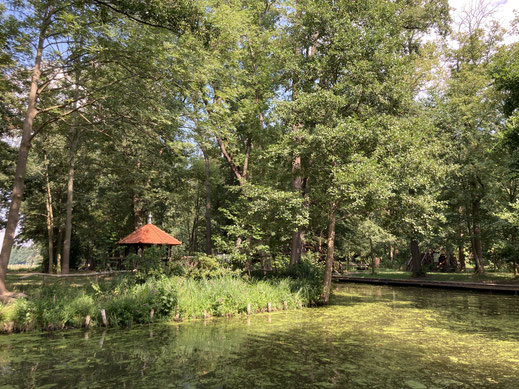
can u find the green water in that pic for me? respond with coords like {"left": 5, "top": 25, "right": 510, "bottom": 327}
{"left": 1, "top": 283, "right": 519, "bottom": 388}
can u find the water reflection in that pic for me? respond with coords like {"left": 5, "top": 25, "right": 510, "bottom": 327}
{"left": 0, "top": 284, "right": 518, "bottom": 388}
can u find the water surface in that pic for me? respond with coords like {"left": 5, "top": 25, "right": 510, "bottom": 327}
{"left": 1, "top": 283, "right": 518, "bottom": 388}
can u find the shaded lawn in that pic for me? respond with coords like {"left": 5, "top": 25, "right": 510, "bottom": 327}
{"left": 4, "top": 272, "right": 123, "bottom": 296}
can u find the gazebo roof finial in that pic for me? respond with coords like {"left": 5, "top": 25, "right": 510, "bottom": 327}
{"left": 147, "top": 213, "right": 152, "bottom": 224}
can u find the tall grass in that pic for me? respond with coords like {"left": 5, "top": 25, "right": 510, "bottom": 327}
{"left": 1, "top": 275, "right": 320, "bottom": 332}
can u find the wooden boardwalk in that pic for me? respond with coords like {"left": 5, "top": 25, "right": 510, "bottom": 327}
{"left": 333, "top": 275, "right": 519, "bottom": 294}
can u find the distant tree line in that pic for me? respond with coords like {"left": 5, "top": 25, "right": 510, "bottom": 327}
{"left": 8, "top": 246, "right": 42, "bottom": 266}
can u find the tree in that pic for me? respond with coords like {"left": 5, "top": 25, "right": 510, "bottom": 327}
{"left": 271, "top": 0, "right": 450, "bottom": 302}
{"left": 434, "top": 1, "right": 506, "bottom": 274}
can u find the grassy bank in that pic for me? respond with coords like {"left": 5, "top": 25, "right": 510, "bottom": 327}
{"left": 0, "top": 275, "right": 321, "bottom": 333}
{"left": 341, "top": 269, "right": 519, "bottom": 284}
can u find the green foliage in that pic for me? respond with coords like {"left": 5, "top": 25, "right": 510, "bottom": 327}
{"left": 183, "top": 254, "right": 239, "bottom": 280}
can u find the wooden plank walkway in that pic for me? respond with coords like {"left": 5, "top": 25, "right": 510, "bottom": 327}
{"left": 333, "top": 274, "right": 519, "bottom": 294}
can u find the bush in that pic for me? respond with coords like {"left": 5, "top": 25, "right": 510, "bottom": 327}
{"left": 184, "top": 254, "right": 240, "bottom": 280}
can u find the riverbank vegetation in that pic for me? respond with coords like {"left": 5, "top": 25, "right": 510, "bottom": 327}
{"left": 0, "top": 265, "right": 322, "bottom": 332}
{"left": 1, "top": 0, "right": 519, "bottom": 306}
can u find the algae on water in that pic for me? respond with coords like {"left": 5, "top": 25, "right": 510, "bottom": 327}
{"left": 0, "top": 283, "right": 518, "bottom": 388}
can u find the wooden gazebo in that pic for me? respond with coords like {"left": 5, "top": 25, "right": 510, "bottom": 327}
{"left": 117, "top": 216, "right": 182, "bottom": 259}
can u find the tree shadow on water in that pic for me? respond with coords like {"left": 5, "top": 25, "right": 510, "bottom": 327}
{"left": 1, "top": 304, "right": 518, "bottom": 389}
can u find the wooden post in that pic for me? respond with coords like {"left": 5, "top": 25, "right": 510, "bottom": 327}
{"left": 175, "top": 306, "right": 180, "bottom": 321}
{"left": 283, "top": 301, "right": 288, "bottom": 310}
{"left": 101, "top": 309, "right": 108, "bottom": 326}
{"left": 267, "top": 302, "right": 272, "bottom": 312}
{"left": 99, "top": 330, "right": 106, "bottom": 348}
{"left": 247, "top": 304, "right": 251, "bottom": 315}
{"left": 53, "top": 295, "right": 56, "bottom": 304}
{"left": 85, "top": 315, "right": 91, "bottom": 329}
{"left": 203, "top": 310, "right": 208, "bottom": 319}
{"left": 150, "top": 309, "right": 154, "bottom": 321}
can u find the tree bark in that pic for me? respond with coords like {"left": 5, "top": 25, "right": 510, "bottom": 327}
{"left": 202, "top": 148, "right": 212, "bottom": 255}
{"left": 472, "top": 198, "right": 485, "bottom": 274}
{"left": 0, "top": 15, "right": 49, "bottom": 294}
{"left": 321, "top": 202, "right": 337, "bottom": 305}
{"left": 43, "top": 150, "right": 54, "bottom": 273}
{"left": 290, "top": 228, "right": 303, "bottom": 265}
{"left": 410, "top": 239, "right": 422, "bottom": 278}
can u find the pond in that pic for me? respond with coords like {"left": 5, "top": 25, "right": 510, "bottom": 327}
{"left": 1, "top": 283, "right": 518, "bottom": 388}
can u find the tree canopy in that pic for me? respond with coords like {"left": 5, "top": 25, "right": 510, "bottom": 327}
{"left": 1, "top": 0, "right": 518, "bottom": 297}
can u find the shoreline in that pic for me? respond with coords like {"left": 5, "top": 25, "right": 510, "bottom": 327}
{"left": 333, "top": 274, "right": 519, "bottom": 294}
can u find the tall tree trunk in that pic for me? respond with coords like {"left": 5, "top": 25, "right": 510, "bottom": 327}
{"left": 133, "top": 193, "right": 142, "bottom": 229}
{"left": 56, "top": 225, "right": 63, "bottom": 273}
{"left": 43, "top": 150, "right": 54, "bottom": 273}
{"left": 290, "top": 146, "right": 304, "bottom": 265}
{"left": 290, "top": 230, "right": 303, "bottom": 265}
{"left": 0, "top": 17, "right": 49, "bottom": 294}
{"left": 318, "top": 229, "right": 324, "bottom": 255}
{"left": 410, "top": 239, "right": 422, "bottom": 278}
{"left": 370, "top": 238, "right": 376, "bottom": 275}
{"left": 189, "top": 189, "right": 201, "bottom": 255}
{"left": 132, "top": 159, "right": 143, "bottom": 229}
{"left": 202, "top": 148, "right": 212, "bottom": 255}
{"left": 458, "top": 244, "right": 466, "bottom": 271}
{"left": 260, "top": 247, "right": 272, "bottom": 274}
{"left": 289, "top": 138, "right": 304, "bottom": 266}
{"left": 289, "top": 33, "right": 319, "bottom": 267}
{"left": 321, "top": 202, "right": 337, "bottom": 305}
{"left": 389, "top": 243, "right": 394, "bottom": 264}
{"left": 472, "top": 198, "right": 485, "bottom": 274}
{"left": 61, "top": 127, "right": 79, "bottom": 275}
{"left": 458, "top": 205, "right": 466, "bottom": 272}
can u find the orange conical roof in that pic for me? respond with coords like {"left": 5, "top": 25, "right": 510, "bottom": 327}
{"left": 117, "top": 223, "right": 182, "bottom": 246}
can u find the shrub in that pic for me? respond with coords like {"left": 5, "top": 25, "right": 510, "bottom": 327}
{"left": 10, "top": 298, "right": 35, "bottom": 331}
{"left": 184, "top": 254, "right": 240, "bottom": 280}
